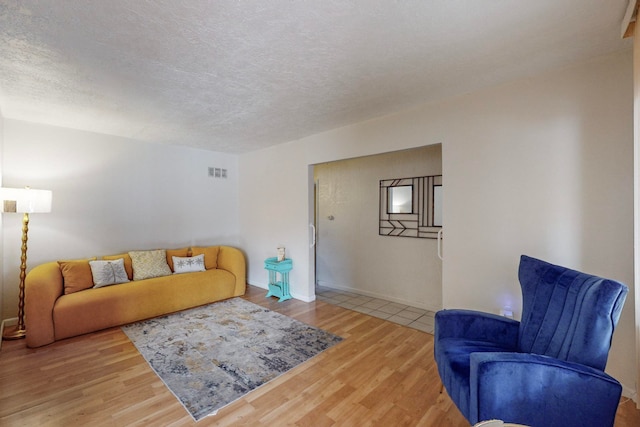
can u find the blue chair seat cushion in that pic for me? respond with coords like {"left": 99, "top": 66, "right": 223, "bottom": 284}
{"left": 436, "top": 338, "right": 518, "bottom": 420}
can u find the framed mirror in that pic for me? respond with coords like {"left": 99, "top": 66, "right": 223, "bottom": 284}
{"left": 388, "top": 185, "right": 413, "bottom": 213}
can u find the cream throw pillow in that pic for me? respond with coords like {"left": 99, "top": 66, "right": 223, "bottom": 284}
{"left": 129, "top": 249, "right": 173, "bottom": 280}
{"left": 172, "top": 254, "right": 206, "bottom": 274}
{"left": 89, "top": 258, "right": 130, "bottom": 288}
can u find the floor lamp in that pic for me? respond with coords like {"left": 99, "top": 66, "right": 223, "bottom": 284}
{"left": 1, "top": 187, "right": 52, "bottom": 340}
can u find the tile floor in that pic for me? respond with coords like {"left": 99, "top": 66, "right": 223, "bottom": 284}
{"left": 315, "top": 286, "right": 436, "bottom": 334}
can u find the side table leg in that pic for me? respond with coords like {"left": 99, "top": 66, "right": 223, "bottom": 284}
{"left": 266, "top": 270, "right": 277, "bottom": 298}
{"left": 278, "top": 271, "right": 292, "bottom": 302}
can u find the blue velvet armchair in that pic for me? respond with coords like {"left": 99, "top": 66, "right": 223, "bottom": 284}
{"left": 434, "top": 255, "right": 628, "bottom": 427}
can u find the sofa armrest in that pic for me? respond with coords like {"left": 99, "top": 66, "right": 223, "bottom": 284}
{"left": 435, "top": 309, "right": 520, "bottom": 348}
{"left": 469, "top": 352, "right": 622, "bottom": 427}
{"left": 25, "top": 262, "right": 63, "bottom": 348}
{"left": 217, "top": 246, "right": 246, "bottom": 296}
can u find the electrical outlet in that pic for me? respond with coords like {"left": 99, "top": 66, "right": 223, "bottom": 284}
{"left": 499, "top": 306, "right": 514, "bottom": 319}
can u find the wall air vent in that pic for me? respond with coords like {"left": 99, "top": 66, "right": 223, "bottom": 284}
{"left": 208, "top": 167, "right": 227, "bottom": 179}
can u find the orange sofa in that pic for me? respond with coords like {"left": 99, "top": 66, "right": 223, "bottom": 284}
{"left": 25, "top": 245, "right": 246, "bottom": 348}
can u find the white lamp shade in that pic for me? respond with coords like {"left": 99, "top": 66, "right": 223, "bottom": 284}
{"left": 0, "top": 187, "right": 52, "bottom": 213}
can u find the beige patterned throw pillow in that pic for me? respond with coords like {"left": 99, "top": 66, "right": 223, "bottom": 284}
{"left": 129, "top": 249, "right": 173, "bottom": 280}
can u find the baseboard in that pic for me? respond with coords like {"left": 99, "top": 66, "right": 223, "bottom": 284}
{"left": 247, "top": 281, "right": 316, "bottom": 303}
{"left": 621, "top": 383, "right": 638, "bottom": 403}
{"left": 251, "top": 280, "right": 439, "bottom": 308}
{"left": 291, "top": 293, "right": 315, "bottom": 303}
{"left": 0, "top": 317, "right": 18, "bottom": 351}
{"left": 316, "top": 281, "right": 441, "bottom": 312}
{"left": 248, "top": 280, "right": 268, "bottom": 290}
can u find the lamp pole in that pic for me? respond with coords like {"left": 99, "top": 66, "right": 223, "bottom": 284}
{"left": 3, "top": 212, "right": 29, "bottom": 339}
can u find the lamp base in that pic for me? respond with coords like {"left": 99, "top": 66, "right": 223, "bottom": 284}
{"left": 2, "top": 325, "right": 26, "bottom": 340}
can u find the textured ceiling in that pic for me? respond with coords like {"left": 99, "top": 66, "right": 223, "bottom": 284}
{"left": 0, "top": 1, "right": 632, "bottom": 153}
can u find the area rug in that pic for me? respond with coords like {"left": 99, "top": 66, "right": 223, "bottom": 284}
{"left": 122, "top": 298, "right": 343, "bottom": 421}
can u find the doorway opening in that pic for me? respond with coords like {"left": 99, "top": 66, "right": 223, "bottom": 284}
{"left": 310, "top": 144, "right": 443, "bottom": 314}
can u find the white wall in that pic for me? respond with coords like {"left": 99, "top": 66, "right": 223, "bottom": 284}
{"left": 239, "top": 50, "right": 636, "bottom": 396}
{"left": 0, "top": 109, "right": 4, "bottom": 322}
{"left": 314, "top": 145, "right": 442, "bottom": 310}
{"left": 1, "top": 120, "right": 240, "bottom": 318}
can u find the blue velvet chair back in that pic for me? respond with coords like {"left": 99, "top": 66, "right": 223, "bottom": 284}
{"left": 517, "top": 255, "right": 628, "bottom": 371}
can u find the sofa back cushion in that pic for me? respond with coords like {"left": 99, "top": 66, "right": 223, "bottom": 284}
{"left": 58, "top": 259, "right": 95, "bottom": 294}
{"left": 190, "top": 246, "right": 219, "bottom": 270}
{"left": 166, "top": 247, "right": 189, "bottom": 271}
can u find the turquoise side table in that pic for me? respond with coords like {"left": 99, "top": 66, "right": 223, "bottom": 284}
{"left": 264, "top": 257, "right": 292, "bottom": 302}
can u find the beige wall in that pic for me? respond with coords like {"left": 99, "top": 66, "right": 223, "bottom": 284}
{"left": 314, "top": 145, "right": 442, "bottom": 310}
{"left": 239, "top": 50, "right": 636, "bottom": 396}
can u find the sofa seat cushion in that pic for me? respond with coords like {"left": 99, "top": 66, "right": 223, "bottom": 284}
{"left": 436, "top": 338, "right": 517, "bottom": 421}
{"left": 53, "top": 269, "right": 236, "bottom": 340}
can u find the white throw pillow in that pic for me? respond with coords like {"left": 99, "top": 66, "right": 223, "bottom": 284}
{"left": 89, "top": 258, "right": 130, "bottom": 288}
{"left": 129, "top": 249, "right": 173, "bottom": 280}
{"left": 172, "top": 254, "right": 206, "bottom": 274}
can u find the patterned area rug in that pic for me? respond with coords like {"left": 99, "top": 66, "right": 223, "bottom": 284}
{"left": 122, "top": 298, "right": 343, "bottom": 421}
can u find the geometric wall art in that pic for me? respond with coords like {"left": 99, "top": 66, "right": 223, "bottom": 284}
{"left": 379, "top": 175, "right": 442, "bottom": 238}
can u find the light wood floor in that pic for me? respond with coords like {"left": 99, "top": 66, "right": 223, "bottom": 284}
{"left": 1, "top": 285, "right": 638, "bottom": 426}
